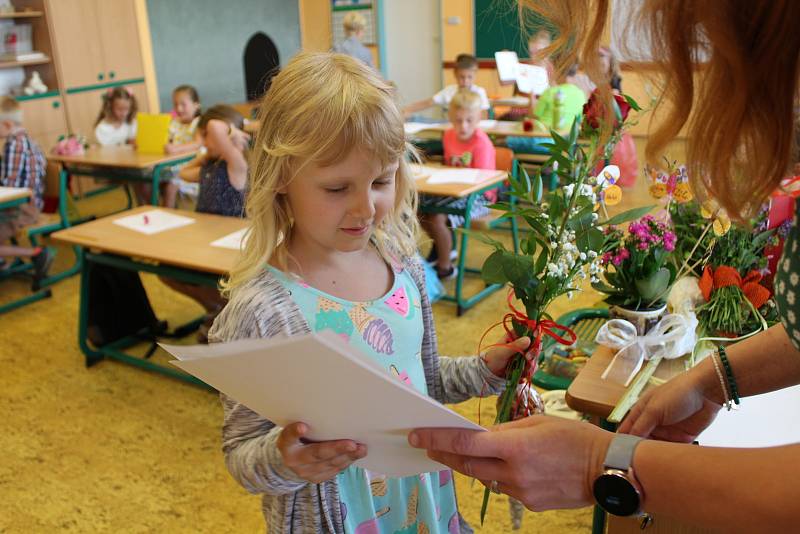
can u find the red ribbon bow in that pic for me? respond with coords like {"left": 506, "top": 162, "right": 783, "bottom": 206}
{"left": 699, "top": 265, "right": 772, "bottom": 310}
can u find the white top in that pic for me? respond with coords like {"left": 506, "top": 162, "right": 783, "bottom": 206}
{"left": 94, "top": 120, "right": 138, "bottom": 146}
{"left": 432, "top": 84, "right": 490, "bottom": 110}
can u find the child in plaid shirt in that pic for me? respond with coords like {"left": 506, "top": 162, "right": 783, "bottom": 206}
{"left": 0, "top": 96, "right": 52, "bottom": 287}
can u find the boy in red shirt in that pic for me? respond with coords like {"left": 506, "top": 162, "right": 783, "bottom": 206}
{"left": 421, "top": 90, "right": 496, "bottom": 279}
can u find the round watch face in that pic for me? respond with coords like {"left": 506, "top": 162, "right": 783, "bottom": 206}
{"left": 593, "top": 472, "right": 640, "bottom": 516}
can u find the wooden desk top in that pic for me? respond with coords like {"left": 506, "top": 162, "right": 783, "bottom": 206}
{"left": 413, "top": 164, "right": 507, "bottom": 198}
{"left": 413, "top": 120, "right": 553, "bottom": 139}
{"left": 48, "top": 145, "right": 197, "bottom": 169}
{"left": 566, "top": 345, "right": 689, "bottom": 419}
{"left": 0, "top": 186, "right": 31, "bottom": 205}
{"left": 52, "top": 206, "right": 247, "bottom": 275}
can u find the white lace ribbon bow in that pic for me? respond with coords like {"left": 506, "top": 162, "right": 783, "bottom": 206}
{"left": 595, "top": 314, "right": 695, "bottom": 386}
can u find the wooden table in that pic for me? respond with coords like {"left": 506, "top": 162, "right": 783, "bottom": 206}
{"left": 36, "top": 146, "right": 197, "bottom": 287}
{"left": 408, "top": 120, "right": 553, "bottom": 139}
{"left": 490, "top": 95, "right": 531, "bottom": 108}
{"left": 0, "top": 187, "right": 53, "bottom": 314}
{"left": 52, "top": 206, "right": 247, "bottom": 386}
{"left": 413, "top": 164, "right": 518, "bottom": 315}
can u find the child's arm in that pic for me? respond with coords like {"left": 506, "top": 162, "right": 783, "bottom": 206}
{"left": 205, "top": 120, "right": 248, "bottom": 191}
{"left": 165, "top": 132, "right": 202, "bottom": 155}
{"left": 177, "top": 154, "right": 204, "bottom": 182}
{"left": 403, "top": 97, "right": 435, "bottom": 117}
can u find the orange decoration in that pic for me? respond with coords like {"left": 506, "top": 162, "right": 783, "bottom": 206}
{"left": 699, "top": 265, "right": 771, "bottom": 310}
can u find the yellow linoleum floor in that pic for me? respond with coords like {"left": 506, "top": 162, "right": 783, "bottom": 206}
{"left": 1, "top": 157, "right": 658, "bottom": 533}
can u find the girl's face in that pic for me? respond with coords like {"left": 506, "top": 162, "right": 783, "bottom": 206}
{"left": 174, "top": 91, "right": 200, "bottom": 123}
{"left": 111, "top": 97, "right": 131, "bottom": 123}
{"left": 599, "top": 48, "right": 612, "bottom": 76}
{"left": 284, "top": 148, "right": 398, "bottom": 256}
{"left": 449, "top": 106, "right": 480, "bottom": 142}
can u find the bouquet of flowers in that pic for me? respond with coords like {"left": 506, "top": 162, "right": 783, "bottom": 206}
{"left": 52, "top": 133, "right": 88, "bottom": 156}
{"left": 471, "top": 93, "right": 649, "bottom": 521}
{"left": 592, "top": 215, "right": 677, "bottom": 310}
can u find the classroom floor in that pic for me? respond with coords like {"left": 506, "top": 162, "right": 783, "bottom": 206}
{"left": 1, "top": 145, "right": 661, "bottom": 533}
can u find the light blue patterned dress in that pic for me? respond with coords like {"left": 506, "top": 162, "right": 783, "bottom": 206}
{"left": 269, "top": 264, "right": 461, "bottom": 534}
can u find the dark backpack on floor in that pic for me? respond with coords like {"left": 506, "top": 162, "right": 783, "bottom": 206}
{"left": 87, "top": 263, "right": 164, "bottom": 350}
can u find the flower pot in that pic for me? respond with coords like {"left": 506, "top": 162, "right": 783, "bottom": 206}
{"left": 609, "top": 303, "right": 667, "bottom": 336}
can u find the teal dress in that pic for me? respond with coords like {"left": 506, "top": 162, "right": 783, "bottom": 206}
{"left": 269, "top": 264, "right": 460, "bottom": 534}
{"left": 774, "top": 198, "right": 800, "bottom": 349}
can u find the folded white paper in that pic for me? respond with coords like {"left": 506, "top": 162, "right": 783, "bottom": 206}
{"left": 210, "top": 228, "right": 249, "bottom": 250}
{"left": 425, "top": 168, "right": 485, "bottom": 185}
{"left": 516, "top": 64, "right": 549, "bottom": 95}
{"left": 404, "top": 122, "right": 439, "bottom": 136}
{"left": 495, "top": 51, "right": 520, "bottom": 82}
{"left": 478, "top": 120, "right": 498, "bottom": 130}
{"left": 113, "top": 209, "right": 195, "bottom": 235}
{"left": 162, "top": 331, "right": 483, "bottom": 477}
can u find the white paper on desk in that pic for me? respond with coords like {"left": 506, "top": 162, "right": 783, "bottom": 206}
{"left": 162, "top": 331, "right": 483, "bottom": 477}
{"left": 0, "top": 186, "right": 29, "bottom": 202}
{"left": 112, "top": 209, "right": 195, "bottom": 235}
{"left": 404, "top": 122, "right": 436, "bottom": 136}
{"left": 479, "top": 120, "right": 498, "bottom": 130}
{"left": 516, "top": 64, "right": 549, "bottom": 95}
{"left": 210, "top": 228, "right": 249, "bottom": 250}
{"left": 426, "top": 168, "right": 485, "bottom": 185}
{"left": 495, "top": 51, "right": 520, "bottom": 82}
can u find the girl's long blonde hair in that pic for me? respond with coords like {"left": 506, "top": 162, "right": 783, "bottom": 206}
{"left": 521, "top": 0, "right": 800, "bottom": 219}
{"left": 223, "top": 52, "right": 419, "bottom": 296}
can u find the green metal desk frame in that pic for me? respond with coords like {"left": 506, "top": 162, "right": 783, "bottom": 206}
{"left": 0, "top": 195, "right": 52, "bottom": 314}
{"left": 29, "top": 154, "right": 195, "bottom": 288}
{"left": 420, "top": 164, "right": 520, "bottom": 316}
{"left": 77, "top": 248, "right": 215, "bottom": 389}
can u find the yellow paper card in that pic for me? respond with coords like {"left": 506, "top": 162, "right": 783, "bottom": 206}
{"left": 135, "top": 113, "right": 171, "bottom": 154}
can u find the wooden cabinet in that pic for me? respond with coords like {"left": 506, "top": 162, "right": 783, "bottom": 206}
{"left": 18, "top": 94, "right": 67, "bottom": 149}
{"left": 46, "top": 0, "right": 144, "bottom": 89}
{"left": 64, "top": 82, "right": 148, "bottom": 141}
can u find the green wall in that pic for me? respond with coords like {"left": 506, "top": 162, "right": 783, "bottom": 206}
{"left": 146, "top": 0, "right": 301, "bottom": 111}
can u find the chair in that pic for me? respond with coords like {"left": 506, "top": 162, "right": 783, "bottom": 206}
{"left": 533, "top": 307, "right": 610, "bottom": 390}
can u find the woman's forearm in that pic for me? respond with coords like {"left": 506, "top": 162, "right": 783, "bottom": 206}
{"left": 634, "top": 440, "right": 800, "bottom": 532}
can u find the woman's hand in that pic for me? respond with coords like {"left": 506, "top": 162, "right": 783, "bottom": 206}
{"left": 409, "top": 416, "right": 613, "bottom": 511}
{"left": 277, "top": 422, "right": 367, "bottom": 484}
{"left": 482, "top": 336, "right": 532, "bottom": 377}
{"left": 618, "top": 366, "right": 722, "bottom": 442}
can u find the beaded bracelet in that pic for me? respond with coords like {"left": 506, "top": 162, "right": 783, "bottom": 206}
{"left": 710, "top": 351, "right": 733, "bottom": 411}
{"left": 717, "top": 345, "right": 740, "bottom": 405}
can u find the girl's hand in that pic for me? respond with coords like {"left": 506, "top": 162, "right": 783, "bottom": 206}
{"left": 277, "top": 422, "right": 367, "bottom": 484}
{"left": 409, "top": 416, "right": 613, "bottom": 511}
{"left": 164, "top": 142, "right": 177, "bottom": 155}
{"left": 618, "top": 366, "right": 721, "bottom": 442}
{"left": 482, "top": 336, "right": 532, "bottom": 377}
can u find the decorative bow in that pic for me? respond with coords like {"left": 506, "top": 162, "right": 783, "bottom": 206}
{"left": 596, "top": 314, "right": 695, "bottom": 386}
{"left": 699, "top": 265, "right": 771, "bottom": 310}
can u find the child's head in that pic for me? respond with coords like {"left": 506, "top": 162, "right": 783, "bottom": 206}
{"left": 197, "top": 104, "right": 245, "bottom": 157}
{"left": 453, "top": 54, "right": 478, "bottom": 89}
{"left": 528, "top": 29, "right": 552, "bottom": 60}
{"left": 172, "top": 85, "right": 201, "bottom": 123}
{"left": 0, "top": 96, "right": 22, "bottom": 137}
{"left": 448, "top": 90, "right": 482, "bottom": 142}
{"left": 96, "top": 87, "right": 137, "bottom": 126}
{"left": 598, "top": 46, "right": 619, "bottom": 81}
{"left": 343, "top": 12, "right": 366, "bottom": 39}
{"left": 224, "top": 52, "right": 418, "bottom": 293}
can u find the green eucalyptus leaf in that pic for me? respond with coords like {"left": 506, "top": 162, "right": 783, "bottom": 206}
{"left": 481, "top": 250, "right": 507, "bottom": 284}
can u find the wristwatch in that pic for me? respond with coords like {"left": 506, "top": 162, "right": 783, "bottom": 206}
{"left": 593, "top": 433, "right": 645, "bottom": 516}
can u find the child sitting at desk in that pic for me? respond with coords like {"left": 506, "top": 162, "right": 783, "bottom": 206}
{"left": 94, "top": 87, "right": 138, "bottom": 146}
{"left": 163, "top": 84, "right": 203, "bottom": 208}
{"left": 421, "top": 89, "right": 496, "bottom": 279}
{"left": 160, "top": 104, "right": 248, "bottom": 342}
{"left": 0, "top": 96, "right": 52, "bottom": 286}
{"left": 332, "top": 11, "right": 374, "bottom": 69}
{"left": 403, "top": 53, "right": 490, "bottom": 117}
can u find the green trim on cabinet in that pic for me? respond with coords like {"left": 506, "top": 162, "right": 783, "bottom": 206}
{"left": 65, "top": 78, "right": 145, "bottom": 95}
{"left": 332, "top": 4, "right": 372, "bottom": 12}
{"left": 15, "top": 90, "right": 60, "bottom": 102}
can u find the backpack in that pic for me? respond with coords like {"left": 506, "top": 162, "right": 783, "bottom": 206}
{"left": 87, "top": 263, "right": 164, "bottom": 354}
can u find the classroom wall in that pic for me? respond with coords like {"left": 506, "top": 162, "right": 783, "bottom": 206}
{"left": 145, "top": 0, "right": 301, "bottom": 111}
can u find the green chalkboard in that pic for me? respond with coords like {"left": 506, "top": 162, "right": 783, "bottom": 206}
{"left": 474, "top": 0, "right": 553, "bottom": 60}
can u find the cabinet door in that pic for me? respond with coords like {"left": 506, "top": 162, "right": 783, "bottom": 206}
{"left": 95, "top": 0, "right": 144, "bottom": 82}
{"left": 19, "top": 95, "right": 68, "bottom": 151}
{"left": 46, "top": 0, "right": 106, "bottom": 89}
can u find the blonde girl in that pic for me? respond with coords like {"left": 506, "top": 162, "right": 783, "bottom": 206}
{"left": 209, "top": 52, "right": 530, "bottom": 533}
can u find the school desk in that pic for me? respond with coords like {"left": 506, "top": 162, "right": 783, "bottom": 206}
{"left": 0, "top": 187, "right": 52, "bottom": 314}
{"left": 489, "top": 95, "right": 531, "bottom": 108}
{"left": 52, "top": 206, "right": 247, "bottom": 387}
{"left": 36, "top": 146, "right": 196, "bottom": 287}
{"left": 407, "top": 120, "right": 553, "bottom": 139}
{"left": 415, "top": 164, "right": 518, "bottom": 315}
